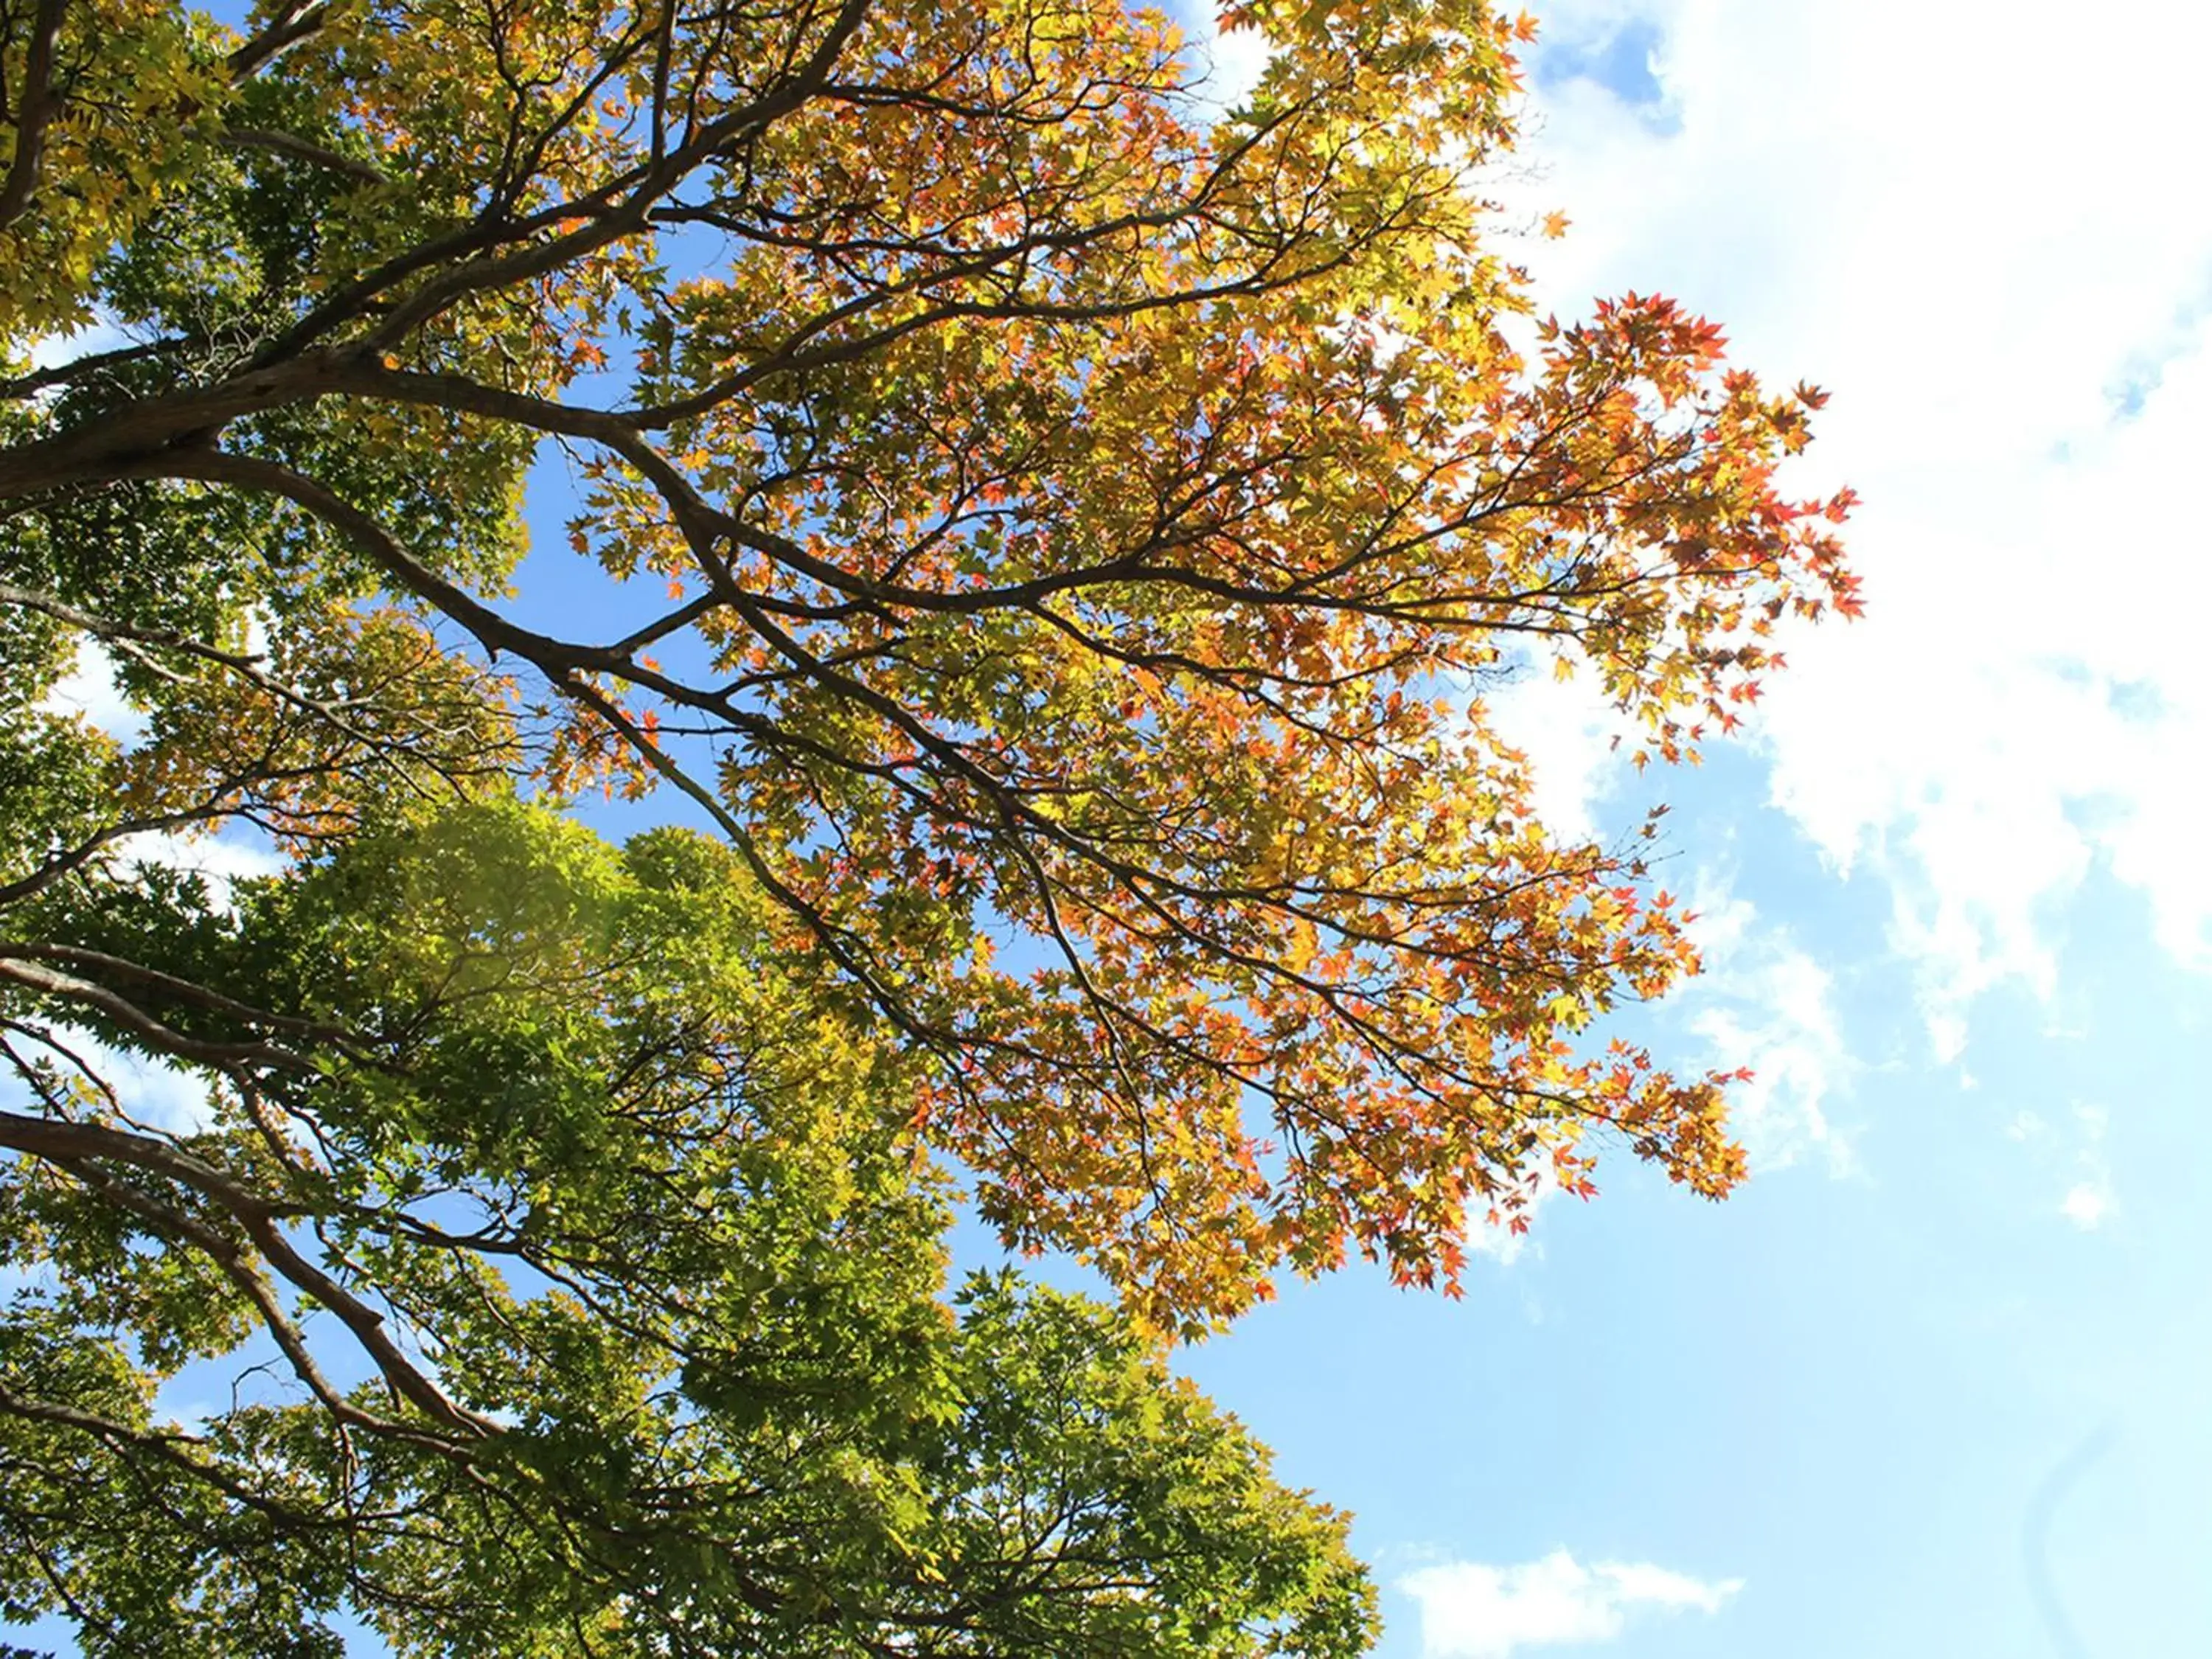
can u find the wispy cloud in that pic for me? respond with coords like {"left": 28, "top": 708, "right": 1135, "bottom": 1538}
{"left": 114, "top": 829, "right": 286, "bottom": 902}
{"left": 2005, "top": 1104, "right": 2118, "bottom": 1231}
{"left": 0, "top": 1026, "right": 219, "bottom": 1135}
{"left": 1173, "top": 0, "right": 1271, "bottom": 120}
{"left": 1682, "top": 873, "right": 1855, "bottom": 1175}
{"left": 1479, "top": 647, "right": 1636, "bottom": 849}
{"left": 24, "top": 316, "right": 131, "bottom": 375}
{"left": 1397, "top": 1550, "right": 1743, "bottom": 1658}
{"left": 2057, "top": 1105, "right": 2117, "bottom": 1232}
{"left": 2057, "top": 1180, "right": 2111, "bottom": 1231}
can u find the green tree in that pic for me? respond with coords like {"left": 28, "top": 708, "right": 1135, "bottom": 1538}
{"left": 0, "top": 799, "right": 1374, "bottom": 1655}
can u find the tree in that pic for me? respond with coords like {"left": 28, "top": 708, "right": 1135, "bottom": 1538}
{"left": 0, "top": 799, "right": 1376, "bottom": 1655}
{"left": 0, "top": 0, "right": 1857, "bottom": 1646}
{"left": 2, "top": 0, "right": 1854, "bottom": 1330}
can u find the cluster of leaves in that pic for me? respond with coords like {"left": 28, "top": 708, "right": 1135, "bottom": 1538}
{"left": 0, "top": 0, "right": 1853, "bottom": 1647}
{"left": 1, "top": 0, "right": 232, "bottom": 336}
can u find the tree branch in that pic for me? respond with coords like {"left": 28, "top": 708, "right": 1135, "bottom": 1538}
{"left": 0, "top": 956, "right": 313, "bottom": 1073}
{"left": 223, "top": 125, "right": 389, "bottom": 186}
{"left": 224, "top": 0, "right": 330, "bottom": 83}
{"left": 0, "top": 0, "right": 69, "bottom": 231}
{"left": 0, "top": 1108, "right": 497, "bottom": 1440}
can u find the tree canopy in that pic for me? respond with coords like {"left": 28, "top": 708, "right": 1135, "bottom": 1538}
{"left": 0, "top": 0, "right": 1858, "bottom": 1318}
{"left": 1, "top": 0, "right": 1853, "bottom": 1649}
{"left": 0, "top": 799, "right": 1374, "bottom": 1654}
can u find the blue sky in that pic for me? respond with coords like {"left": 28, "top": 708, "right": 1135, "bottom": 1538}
{"left": 1166, "top": 2, "right": 2212, "bottom": 1655}
{"left": 21, "top": 1, "right": 2212, "bottom": 1654}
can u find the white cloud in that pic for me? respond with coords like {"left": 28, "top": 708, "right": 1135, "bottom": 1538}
{"left": 2059, "top": 1180, "right": 2112, "bottom": 1231}
{"left": 1461, "top": 866, "right": 1854, "bottom": 1259}
{"left": 97, "top": 1040, "right": 220, "bottom": 1135}
{"left": 1461, "top": 874, "right": 1850, "bottom": 1257}
{"left": 1197, "top": 20, "right": 1270, "bottom": 113}
{"left": 2006, "top": 1102, "right": 2118, "bottom": 1230}
{"left": 116, "top": 829, "right": 286, "bottom": 900}
{"left": 22, "top": 316, "right": 131, "bottom": 374}
{"left": 0, "top": 1025, "right": 218, "bottom": 1135}
{"left": 7, "top": 655, "right": 276, "bottom": 1132}
{"left": 1398, "top": 1550, "right": 1743, "bottom": 1658}
{"left": 36, "top": 637, "right": 149, "bottom": 748}
{"left": 1480, "top": 650, "right": 1637, "bottom": 846}
{"left": 1503, "top": 0, "right": 2212, "bottom": 1053}
{"left": 1467, "top": 1157, "right": 1562, "bottom": 1267}
{"left": 2058, "top": 1104, "right": 2117, "bottom": 1231}
{"left": 1175, "top": 3, "right": 1273, "bottom": 120}
{"left": 1680, "top": 873, "right": 1854, "bottom": 1174}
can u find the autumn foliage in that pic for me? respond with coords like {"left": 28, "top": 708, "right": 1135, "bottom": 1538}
{"left": 1, "top": 0, "right": 1860, "bottom": 1645}
{"left": 2, "top": 0, "right": 1854, "bottom": 1335}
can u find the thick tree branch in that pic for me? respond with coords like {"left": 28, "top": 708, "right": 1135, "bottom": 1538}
{"left": 0, "top": 337, "right": 176, "bottom": 400}
{"left": 224, "top": 0, "right": 330, "bottom": 83}
{"left": 0, "top": 0, "right": 69, "bottom": 231}
{"left": 0, "top": 956, "right": 313, "bottom": 1073}
{"left": 0, "top": 942, "right": 363, "bottom": 1050}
